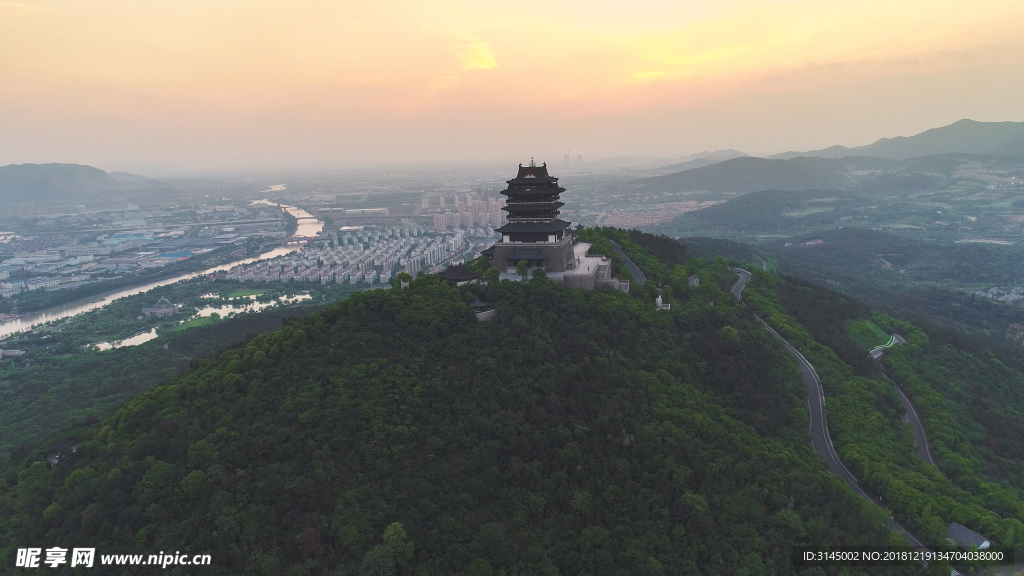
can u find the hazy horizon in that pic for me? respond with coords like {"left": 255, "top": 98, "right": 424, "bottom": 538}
{"left": 2, "top": 0, "right": 1023, "bottom": 171}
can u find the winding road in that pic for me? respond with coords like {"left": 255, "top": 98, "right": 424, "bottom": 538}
{"left": 609, "top": 240, "right": 645, "bottom": 286}
{"left": 870, "top": 333, "right": 907, "bottom": 359}
{"left": 867, "top": 335, "right": 938, "bottom": 467}
{"left": 891, "top": 380, "right": 939, "bottom": 467}
{"left": 730, "top": 268, "right": 751, "bottom": 300}
{"left": 727, "top": 268, "right": 933, "bottom": 552}
{"left": 610, "top": 245, "right": 963, "bottom": 564}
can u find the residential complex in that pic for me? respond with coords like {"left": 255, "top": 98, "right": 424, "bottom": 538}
{"left": 219, "top": 226, "right": 485, "bottom": 286}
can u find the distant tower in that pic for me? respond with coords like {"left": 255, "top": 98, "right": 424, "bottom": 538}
{"left": 488, "top": 159, "right": 574, "bottom": 273}
{"left": 577, "top": 154, "right": 583, "bottom": 163}
{"left": 564, "top": 153, "right": 571, "bottom": 164}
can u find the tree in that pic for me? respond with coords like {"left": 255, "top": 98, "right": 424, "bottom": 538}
{"left": 516, "top": 260, "right": 529, "bottom": 282}
{"left": 359, "top": 545, "right": 396, "bottom": 576}
{"left": 483, "top": 268, "right": 500, "bottom": 286}
{"left": 394, "top": 272, "right": 413, "bottom": 289}
{"left": 467, "top": 558, "right": 493, "bottom": 576}
{"left": 382, "top": 522, "right": 414, "bottom": 569}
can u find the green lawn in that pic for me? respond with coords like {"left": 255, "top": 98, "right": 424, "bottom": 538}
{"left": 847, "top": 319, "right": 891, "bottom": 351}
{"left": 228, "top": 288, "right": 266, "bottom": 298}
{"left": 782, "top": 206, "right": 834, "bottom": 217}
{"left": 166, "top": 316, "right": 217, "bottom": 332}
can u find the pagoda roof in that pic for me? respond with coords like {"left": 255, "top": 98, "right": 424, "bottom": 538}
{"left": 503, "top": 190, "right": 564, "bottom": 201}
{"left": 503, "top": 202, "right": 564, "bottom": 212}
{"left": 507, "top": 163, "right": 558, "bottom": 184}
{"left": 469, "top": 297, "right": 489, "bottom": 308}
{"left": 496, "top": 219, "right": 571, "bottom": 234}
{"left": 436, "top": 264, "right": 481, "bottom": 282}
{"left": 505, "top": 248, "right": 548, "bottom": 261}
{"left": 480, "top": 244, "right": 496, "bottom": 257}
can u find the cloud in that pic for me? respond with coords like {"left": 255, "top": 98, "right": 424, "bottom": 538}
{"left": 453, "top": 35, "right": 497, "bottom": 71}
{"left": 633, "top": 70, "right": 666, "bottom": 80}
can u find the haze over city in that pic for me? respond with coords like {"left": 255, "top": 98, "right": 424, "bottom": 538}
{"left": 2, "top": 0, "right": 1023, "bottom": 170}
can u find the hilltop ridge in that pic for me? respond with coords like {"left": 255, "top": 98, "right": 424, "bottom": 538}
{"left": 0, "top": 163, "right": 162, "bottom": 204}
{"left": 772, "top": 119, "right": 1024, "bottom": 160}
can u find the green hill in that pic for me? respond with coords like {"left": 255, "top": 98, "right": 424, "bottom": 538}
{"left": 1, "top": 241, "right": 911, "bottom": 575}
{"left": 6, "top": 230, "right": 1024, "bottom": 575}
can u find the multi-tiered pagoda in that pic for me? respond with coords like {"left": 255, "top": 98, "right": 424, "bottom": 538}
{"left": 487, "top": 159, "right": 577, "bottom": 273}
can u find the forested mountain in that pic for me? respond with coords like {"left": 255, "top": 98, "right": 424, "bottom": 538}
{"left": 2, "top": 232, "right": 923, "bottom": 576}
{"left": 4, "top": 229, "right": 1023, "bottom": 575}
{"left": 772, "top": 119, "right": 1024, "bottom": 160}
{"left": 0, "top": 163, "right": 161, "bottom": 204}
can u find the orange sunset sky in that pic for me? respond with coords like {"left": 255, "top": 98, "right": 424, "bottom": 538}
{"left": 1, "top": 0, "right": 1023, "bottom": 170}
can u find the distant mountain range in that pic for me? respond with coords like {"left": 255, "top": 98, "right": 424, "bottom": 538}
{"left": 0, "top": 163, "right": 162, "bottom": 204}
{"left": 654, "top": 149, "right": 750, "bottom": 173}
{"left": 772, "top": 119, "right": 1024, "bottom": 160}
{"left": 629, "top": 119, "right": 1024, "bottom": 195}
{"left": 630, "top": 156, "right": 895, "bottom": 194}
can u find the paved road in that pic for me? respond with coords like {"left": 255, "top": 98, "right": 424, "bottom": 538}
{"left": 609, "top": 240, "right": 645, "bottom": 286}
{"left": 892, "top": 380, "right": 939, "bottom": 467}
{"left": 730, "top": 267, "right": 751, "bottom": 300}
{"left": 867, "top": 334, "right": 939, "bottom": 467}
{"left": 870, "top": 333, "right": 907, "bottom": 359}
{"left": 730, "top": 269, "right": 932, "bottom": 553}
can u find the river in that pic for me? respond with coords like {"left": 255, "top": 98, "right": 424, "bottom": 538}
{"left": 92, "top": 293, "right": 314, "bottom": 350}
{"left": 0, "top": 200, "right": 323, "bottom": 339}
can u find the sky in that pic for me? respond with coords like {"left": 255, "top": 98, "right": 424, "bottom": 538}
{"left": 1, "top": 0, "right": 1023, "bottom": 171}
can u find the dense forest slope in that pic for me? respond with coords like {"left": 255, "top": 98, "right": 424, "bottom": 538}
{"left": 0, "top": 304, "right": 319, "bottom": 450}
{"left": 2, "top": 237, "right": 920, "bottom": 575}
{"left": 739, "top": 272, "right": 1024, "bottom": 550}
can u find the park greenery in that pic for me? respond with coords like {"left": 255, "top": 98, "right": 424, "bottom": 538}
{"left": 847, "top": 320, "right": 890, "bottom": 352}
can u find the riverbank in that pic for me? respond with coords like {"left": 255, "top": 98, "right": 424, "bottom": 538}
{"left": 0, "top": 202, "right": 323, "bottom": 340}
